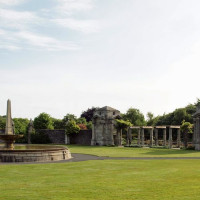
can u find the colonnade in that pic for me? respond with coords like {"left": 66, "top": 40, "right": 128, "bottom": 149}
{"left": 126, "top": 125, "right": 181, "bottom": 148}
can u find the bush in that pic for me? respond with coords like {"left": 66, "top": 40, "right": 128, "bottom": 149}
{"left": 186, "top": 146, "right": 195, "bottom": 150}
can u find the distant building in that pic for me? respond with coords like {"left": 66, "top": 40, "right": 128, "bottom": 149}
{"left": 91, "top": 106, "right": 120, "bottom": 146}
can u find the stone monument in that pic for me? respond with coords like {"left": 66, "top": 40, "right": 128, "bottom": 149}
{"left": 0, "top": 99, "right": 23, "bottom": 150}
{"left": 28, "top": 119, "right": 34, "bottom": 144}
{"left": 91, "top": 106, "right": 120, "bottom": 146}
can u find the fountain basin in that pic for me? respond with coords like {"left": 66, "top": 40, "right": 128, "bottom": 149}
{"left": 0, "top": 144, "right": 71, "bottom": 162}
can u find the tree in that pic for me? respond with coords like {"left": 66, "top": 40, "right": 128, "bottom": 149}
{"left": 172, "top": 108, "right": 189, "bottom": 125}
{"left": 0, "top": 116, "right": 6, "bottom": 130}
{"left": 156, "top": 112, "right": 174, "bottom": 125}
{"left": 76, "top": 117, "right": 87, "bottom": 125}
{"left": 180, "top": 120, "right": 193, "bottom": 148}
{"left": 13, "top": 118, "right": 29, "bottom": 135}
{"left": 33, "top": 113, "right": 54, "bottom": 130}
{"left": 122, "top": 108, "right": 146, "bottom": 126}
{"left": 86, "top": 121, "right": 92, "bottom": 130}
{"left": 65, "top": 120, "right": 80, "bottom": 134}
{"left": 115, "top": 119, "right": 132, "bottom": 131}
{"left": 146, "top": 112, "right": 160, "bottom": 126}
{"left": 80, "top": 107, "right": 97, "bottom": 122}
{"left": 62, "top": 114, "right": 77, "bottom": 125}
{"left": 52, "top": 118, "right": 65, "bottom": 129}
{"left": 194, "top": 98, "right": 200, "bottom": 108}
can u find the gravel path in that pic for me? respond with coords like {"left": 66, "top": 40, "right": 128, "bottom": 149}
{"left": 1, "top": 153, "right": 200, "bottom": 165}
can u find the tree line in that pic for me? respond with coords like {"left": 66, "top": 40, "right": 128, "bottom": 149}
{"left": 0, "top": 99, "right": 199, "bottom": 137}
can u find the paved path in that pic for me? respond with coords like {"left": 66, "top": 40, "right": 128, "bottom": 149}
{"left": 69, "top": 153, "right": 200, "bottom": 162}
{"left": 1, "top": 153, "right": 200, "bottom": 165}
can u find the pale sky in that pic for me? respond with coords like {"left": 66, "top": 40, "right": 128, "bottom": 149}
{"left": 0, "top": 0, "right": 200, "bottom": 119}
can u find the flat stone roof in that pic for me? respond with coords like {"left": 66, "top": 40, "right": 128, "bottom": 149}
{"left": 98, "top": 106, "right": 120, "bottom": 112}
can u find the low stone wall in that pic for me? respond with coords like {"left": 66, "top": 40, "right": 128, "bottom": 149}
{"left": 69, "top": 130, "right": 92, "bottom": 145}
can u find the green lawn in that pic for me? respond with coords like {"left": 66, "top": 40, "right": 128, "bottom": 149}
{"left": 1, "top": 160, "right": 200, "bottom": 200}
{"left": 1, "top": 146, "right": 200, "bottom": 200}
{"left": 67, "top": 145, "right": 200, "bottom": 157}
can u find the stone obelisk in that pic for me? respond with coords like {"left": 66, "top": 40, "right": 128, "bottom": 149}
{"left": 5, "top": 99, "right": 14, "bottom": 135}
{"left": 28, "top": 119, "right": 34, "bottom": 144}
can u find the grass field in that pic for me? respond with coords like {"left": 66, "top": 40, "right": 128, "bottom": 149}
{"left": 1, "top": 146, "right": 200, "bottom": 200}
{"left": 67, "top": 145, "right": 200, "bottom": 157}
{"left": 1, "top": 160, "right": 200, "bottom": 200}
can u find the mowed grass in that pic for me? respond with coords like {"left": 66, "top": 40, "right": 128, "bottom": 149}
{"left": 1, "top": 160, "right": 200, "bottom": 200}
{"left": 67, "top": 145, "right": 200, "bottom": 157}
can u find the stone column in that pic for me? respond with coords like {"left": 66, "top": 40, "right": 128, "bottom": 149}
{"left": 163, "top": 129, "right": 166, "bottom": 146}
{"left": 169, "top": 128, "right": 173, "bottom": 148}
{"left": 195, "top": 117, "right": 200, "bottom": 150}
{"left": 126, "top": 129, "right": 129, "bottom": 146}
{"left": 155, "top": 128, "right": 158, "bottom": 146}
{"left": 150, "top": 128, "right": 154, "bottom": 147}
{"left": 116, "top": 129, "right": 122, "bottom": 146}
{"left": 129, "top": 128, "right": 132, "bottom": 146}
{"left": 141, "top": 128, "right": 144, "bottom": 146}
{"left": 119, "top": 129, "right": 122, "bottom": 146}
{"left": 193, "top": 118, "right": 196, "bottom": 145}
{"left": 177, "top": 129, "right": 181, "bottom": 148}
{"left": 28, "top": 119, "right": 34, "bottom": 144}
{"left": 137, "top": 128, "right": 141, "bottom": 146}
{"left": 91, "top": 122, "right": 96, "bottom": 145}
{"left": 5, "top": 99, "right": 13, "bottom": 135}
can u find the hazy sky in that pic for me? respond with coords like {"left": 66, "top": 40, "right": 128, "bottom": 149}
{"left": 1, "top": 0, "right": 200, "bottom": 119}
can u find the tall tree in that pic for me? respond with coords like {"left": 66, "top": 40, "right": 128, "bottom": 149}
{"left": 146, "top": 112, "right": 160, "bottom": 126}
{"left": 80, "top": 107, "right": 97, "bottom": 122}
{"left": 33, "top": 113, "right": 54, "bottom": 130}
{"left": 62, "top": 114, "right": 77, "bottom": 125}
{"left": 122, "top": 108, "right": 146, "bottom": 126}
{"left": 13, "top": 118, "right": 29, "bottom": 135}
{"left": 52, "top": 118, "right": 65, "bottom": 129}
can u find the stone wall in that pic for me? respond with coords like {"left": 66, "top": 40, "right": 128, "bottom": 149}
{"left": 35, "top": 129, "right": 92, "bottom": 145}
{"left": 36, "top": 129, "right": 66, "bottom": 144}
{"left": 0, "top": 128, "right": 92, "bottom": 145}
{"left": 69, "top": 130, "right": 92, "bottom": 145}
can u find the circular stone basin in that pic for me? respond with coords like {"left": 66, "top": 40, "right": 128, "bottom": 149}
{"left": 0, "top": 134, "right": 24, "bottom": 150}
{"left": 0, "top": 144, "right": 71, "bottom": 162}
